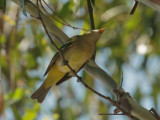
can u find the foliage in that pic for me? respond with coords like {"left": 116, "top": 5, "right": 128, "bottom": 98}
{"left": 19, "top": 0, "right": 27, "bottom": 16}
{"left": 0, "top": 0, "right": 6, "bottom": 12}
{"left": 0, "top": 0, "right": 160, "bottom": 120}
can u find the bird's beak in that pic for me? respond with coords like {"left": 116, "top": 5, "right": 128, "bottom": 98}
{"left": 98, "top": 28, "right": 106, "bottom": 34}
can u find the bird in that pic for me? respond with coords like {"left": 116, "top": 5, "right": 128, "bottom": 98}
{"left": 31, "top": 28, "right": 106, "bottom": 103}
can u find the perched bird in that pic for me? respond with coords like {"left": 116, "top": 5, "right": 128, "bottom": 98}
{"left": 31, "top": 28, "right": 106, "bottom": 103}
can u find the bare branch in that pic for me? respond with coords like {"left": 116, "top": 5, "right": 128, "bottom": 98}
{"left": 39, "top": 0, "right": 88, "bottom": 31}
{"left": 87, "top": 0, "right": 95, "bottom": 30}
{"left": 130, "top": 0, "right": 139, "bottom": 15}
{"left": 150, "top": 108, "right": 160, "bottom": 120}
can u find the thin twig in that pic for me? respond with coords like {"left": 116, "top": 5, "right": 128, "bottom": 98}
{"left": 39, "top": 0, "right": 67, "bottom": 27}
{"left": 120, "top": 68, "right": 123, "bottom": 90}
{"left": 87, "top": 0, "right": 95, "bottom": 30}
{"left": 39, "top": 0, "right": 88, "bottom": 31}
{"left": 99, "top": 113, "right": 129, "bottom": 115}
{"left": 130, "top": 0, "right": 139, "bottom": 15}
{"left": 36, "top": 0, "right": 66, "bottom": 61}
{"left": 87, "top": 0, "right": 96, "bottom": 59}
{"left": 99, "top": 113, "right": 139, "bottom": 120}
{"left": 116, "top": 69, "right": 124, "bottom": 101}
{"left": 150, "top": 108, "right": 160, "bottom": 120}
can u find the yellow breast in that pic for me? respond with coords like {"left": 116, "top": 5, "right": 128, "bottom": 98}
{"left": 56, "top": 40, "right": 95, "bottom": 73}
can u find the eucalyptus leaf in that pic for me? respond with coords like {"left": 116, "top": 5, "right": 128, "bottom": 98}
{"left": 0, "top": 0, "right": 6, "bottom": 12}
{"left": 19, "top": 0, "right": 27, "bottom": 16}
{"left": 91, "top": 0, "right": 95, "bottom": 6}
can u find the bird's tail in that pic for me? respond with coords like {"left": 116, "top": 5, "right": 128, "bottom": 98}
{"left": 31, "top": 82, "right": 51, "bottom": 103}
{"left": 31, "top": 66, "right": 66, "bottom": 103}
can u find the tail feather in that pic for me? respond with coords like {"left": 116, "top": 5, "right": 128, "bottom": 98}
{"left": 31, "top": 67, "right": 66, "bottom": 103}
{"left": 31, "top": 84, "right": 51, "bottom": 103}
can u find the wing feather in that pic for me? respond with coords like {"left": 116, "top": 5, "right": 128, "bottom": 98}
{"left": 43, "top": 36, "right": 80, "bottom": 76}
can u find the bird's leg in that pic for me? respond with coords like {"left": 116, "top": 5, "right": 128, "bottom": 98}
{"left": 77, "top": 76, "right": 82, "bottom": 82}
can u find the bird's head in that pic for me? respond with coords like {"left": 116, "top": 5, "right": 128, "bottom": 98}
{"left": 84, "top": 28, "right": 106, "bottom": 43}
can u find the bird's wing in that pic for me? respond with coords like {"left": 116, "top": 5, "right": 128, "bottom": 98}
{"left": 56, "top": 73, "right": 71, "bottom": 85}
{"left": 43, "top": 36, "right": 80, "bottom": 76}
{"left": 55, "top": 60, "right": 88, "bottom": 86}
{"left": 43, "top": 52, "right": 59, "bottom": 76}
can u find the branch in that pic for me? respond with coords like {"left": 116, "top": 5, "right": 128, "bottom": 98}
{"left": 12, "top": 0, "right": 158, "bottom": 120}
{"left": 87, "top": 0, "right": 96, "bottom": 58}
{"left": 130, "top": 0, "right": 139, "bottom": 15}
{"left": 39, "top": 0, "right": 88, "bottom": 32}
{"left": 87, "top": 0, "right": 95, "bottom": 30}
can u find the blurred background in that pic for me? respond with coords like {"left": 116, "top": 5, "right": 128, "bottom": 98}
{"left": 0, "top": 0, "right": 160, "bottom": 120}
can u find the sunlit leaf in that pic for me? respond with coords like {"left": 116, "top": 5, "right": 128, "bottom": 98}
{"left": 5, "top": 88, "right": 24, "bottom": 105}
{"left": 22, "top": 103, "right": 40, "bottom": 120}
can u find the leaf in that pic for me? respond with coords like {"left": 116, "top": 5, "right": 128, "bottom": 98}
{"left": 19, "top": 0, "right": 27, "bottom": 16}
{"left": 22, "top": 8, "right": 27, "bottom": 16}
{"left": 59, "top": 1, "right": 72, "bottom": 18}
{"left": 0, "top": 34, "right": 5, "bottom": 44}
{"left": 0, "top": 0, "right": 6, "bottom": 12}
{"left": 22, "top": 111, "right": 36, "bottom": 120}
{"left": 22, "top": 103, "right": 40, "bottom": 120}
{"left": 25, "top": 53, "right": 37, "bottom": 69}
{"left": 5, "top": 88, "right": 24, "bottom": 105}
{"left": 11, "top": 106, "right": 21, "bottom": 120}
{"left": 91, "top": 0, "right": 95, "bottom": 6}
{"left": 12, "top": 88, "right": 23, "bottom": 100}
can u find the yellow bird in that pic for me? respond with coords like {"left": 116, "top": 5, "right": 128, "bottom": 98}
{"left": 31, "top": 28, "right": 106, "bottom": 103}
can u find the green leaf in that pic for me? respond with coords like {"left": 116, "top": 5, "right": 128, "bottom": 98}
{"left": 5, "top": 88, "right": 24, "bottom": 104}
{"left": 0, "top": 34, "right": 5, "bottom": 44}
{"left": 22, "top": 111, "right": 36, "bottom": 120}
{"left": 59, "top": 2, "right": 72, "bottom": 18}
{"left": 22, "top": 103, "right": 40, "bottom": 120}
{"left": 19, "top": 0, "right": 27, "bottom": 16}
{"left": 0, "top": 0, "right": 6, "bottom": 12}
{"left": 11, "top": 107, "right": 21, "bottom": 120}
{"left": 91, "top": 0, "right": 95, "bottom": 6}
{"left": 25, "top": 53, "right": 38, "bottom": 69}
{"left": 12, "top": 88, "right": 23, "bottom": 100}
{"left": 22, "top": 8, "right": 27, "bottom": 16}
